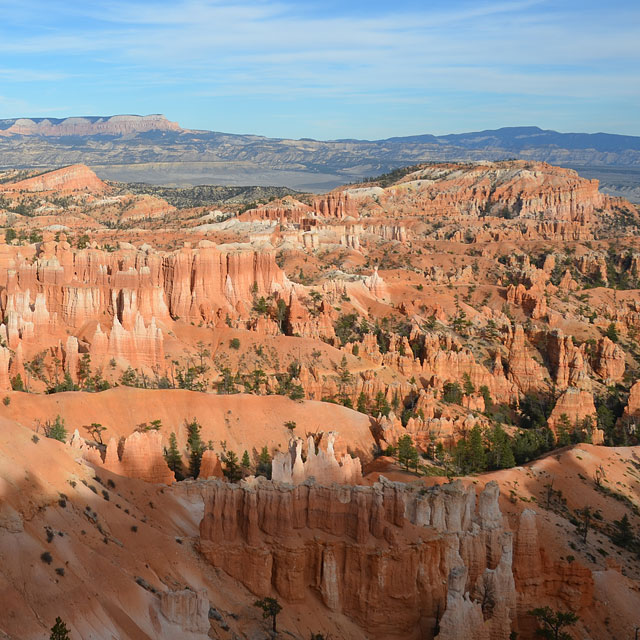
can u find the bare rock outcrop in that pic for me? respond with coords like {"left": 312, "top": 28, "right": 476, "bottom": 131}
{"left": 0, "top": 164, "right": 107, "bottom": 194}
{"left": 199, "top": 478, "right": 517, "bottom": 639}
{"left": 547, "top": 387, "right": 598, "bottom": 437}
{"left": 198, "top": 450, "right": 223, "bottom": 479}
{"left": 159, "top": 589, "right": 210, "bottom": 633}
{"left": 592, "top": 336, "right": 625, "bottom": 383}
{"left": 514, "top": 510, "right": 593, "bottom": 612}
{"left": 271, "top": 432, "right": 362, "bottom": 485}
{"left": 506, "top": 325, "right": 548, "bottom": 392}
{"left": 84, "top": 431, "right": 175, "bottom": 484}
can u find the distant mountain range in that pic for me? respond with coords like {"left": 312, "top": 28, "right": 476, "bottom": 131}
{"left": 0, "top": 114, "right": 639, "bottom": 200}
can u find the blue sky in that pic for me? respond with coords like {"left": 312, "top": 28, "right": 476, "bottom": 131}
{"left": 0, "top": 0, "right": 638, "bottom": 139}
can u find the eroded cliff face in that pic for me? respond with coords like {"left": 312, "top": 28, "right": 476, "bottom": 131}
{"left": 369, "top": 162, "right": 608, "bottom": 224}
{"left": 0, "top": 236, "right": 290, "bottom": 384}
{"left": 199, "top": 478, "right": 521, "bottom": 639}
{"left": 0, "top": 114, "right": 181, "bottom": 137}
{"left": 0, "top": 164, "right": 108, "bottom": 194}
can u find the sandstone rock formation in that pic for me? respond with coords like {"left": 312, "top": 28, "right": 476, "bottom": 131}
{"left": 71, "top": 430, "right": 175, "bottom": 484}
{"left": 547, "top": 387, "right": 598, "bottom": 438}
{"left": 199, "top": 450, "right": 223, "bottom": 479}
{"left": 0, "top": 164, "right": 107, "bottom": 194}
{"left": 271, "top": 432, "right": 362, "bottom": 485}
{"left": 159, "top": 589, "right": 210, "bottom": 633}
{"left": 199, "top": 477, "right": 518, "bottom": 638}
{"left": 592, "top": 336, "right": 625, "bottom": 383}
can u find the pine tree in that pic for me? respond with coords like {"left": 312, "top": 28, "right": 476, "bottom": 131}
{"left": 454, "top": 438, "right": 469, "bottom": 471}
{"left": 356, "top": 392, "right": 368, "bottom": 414}
{"left": 374, "top": 391, "right": 391, "bottom": 417}
{"left": 120, "top": 366, "right": 138, "bottom": 387}
{"left": 612, "top": 513, "right": 634, "bottom": 548}
{"left": 605, "top": 322, "right": 619, "bottom": 343}
{"left": 241, "top": 450, "right": 251, "bottom": 470}
{"left": 10, "top": 373, "right": 25, "bottom": 391}
{"left": 256, "top": 445, "right": 272, "bottom": 478}
{"left": 556, "top": 414, "right": 572, "bottom": 447}
{"left": 223, "top": 450, "right": 241, "bottom": 482}
{"left": 46, "top": 415, "right": 68, "bottom": 443}
{"left": 254, "top": 597, "right": 282, "bottom": 632}
{"left": 488, "top": 425, "right": 515, "bottom": 470}
{"left": 527, "top": 606, "right": 579, "bottom": 640}
{"left": 50, "top": 617, "right": 71, "bottom": 640}
{"left": 185, "top": 418, "right": 204, "bottom": 478}
{"left": 468, "top": 425, "right": 486, "bottom": 472}
{"left": 164, "top": 432, "right": 184, "bottom": 480}
{"left": 338, "top": 355, "right": 352, "bottom": 385}
{"left": 479, "top": 385, "right": 493, "bottom": 411}
{"left": 500, "top": 434, "right": 516, "bottom": 469}
{"left": 442, "top": 381, "right": 463, "bottom": 404}
{"left": 463, "top": 373, "right": 475, "bottom": 395}
{"left": 397, "top": 434, "right": 418, "bottom": 471}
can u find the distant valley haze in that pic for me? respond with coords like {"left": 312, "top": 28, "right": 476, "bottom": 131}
{"left": 1, "top": 114, "right": 639, "bottom": 201}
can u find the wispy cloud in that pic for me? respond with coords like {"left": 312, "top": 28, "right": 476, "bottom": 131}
{"left": 0, "top": 0, "right": 637, "bottom": 136}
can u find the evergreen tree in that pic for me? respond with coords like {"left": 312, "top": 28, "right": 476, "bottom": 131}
{"left": 397, "top": 434, "right": 419, "bottom": 471}
{"left": 275, "top": 298, "right": 288, "bottom": 333}
{"left": 468, "top": 425, "right": 486, "bottom": 472}
{"left": 596, "top": 403, "right": 615, "bottom": 443}
{"left": 462, "top": 373, "right": 475, "bottom": 395}
{"left": 10, "top": 373, "right": 25, "bottom": 391}
{"left": 577, "top": 506, "right": 592, "bottom": 543}
{"left": 338, "top": 355, "right": 352, "bottom": 385}
{"left": 288, "top": 384, "right": 305, "bottom": 401}
{"left": 254, "top": 597, "right": 282, "bottom": 632}
{"left": 120, "top": 366, "right": 138, "bottom": 387}
{"left": 527, "top": 606, "right": 579, "bottom": 640}
{"left": 241, "top": 450, "right": 251, "bottom": 470}
{"left": 253, "top": 296, "right": 268, "bottom": 314}
{"left": 612, "top": 513, "right": 634, "bottom": 548}
{"left": 556, "top": 414, "right": 572, "bottom": 447}
{"left": 50, "top": 617, "right": 71, "bottom": 640}
{"left": 185, "top": 418, "right": 204, "bottom": 478}
{"left": 256, "top": 445, "right": 272, "bottom": 478}
{"left": 164, "top": 432, "right": 184, "bottom": 480}
{"left": 488, "top": 425, "right": 515, "bottom": 470}
{"left": 373, "top": 391, "right": 391, "bottom": 417}
{"left": 454, "top": 438, "right": 469, "bottom": 471}
{"left": 479, "top": 385, "right": 493, "bottom": 411}
{"left": 84, "top": 422, "right": 106, "bottom": 445}
{"left": 356, "top": 392, "right": 368, "bottom": 414}
{"left": 46, "top": 415, "right": 67, "bottom": 442}
{"left": 223, "top": 450, "right": 241, "bottom": 482}
{"left": 442, "top": 381, "right": 463, "bottom": 404}
{"left": 605, "top": 322, "right": 619, "bottom": 343}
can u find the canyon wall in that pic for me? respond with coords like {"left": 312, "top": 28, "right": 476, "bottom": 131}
{"left": 199, "top": 478, "right": 519, "bottom": 639}
{"left": 0, "top": 236, "right": 290, "bottom": 384}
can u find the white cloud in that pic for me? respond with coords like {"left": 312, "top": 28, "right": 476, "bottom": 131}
{"left": 0, "top": 0, "right": 637, "bottom": 132}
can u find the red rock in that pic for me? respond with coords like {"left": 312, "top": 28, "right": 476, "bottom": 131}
{"left": 97, "top": 431, "right": 175, "bottom": 484}
{"left": 592, "top": 336, "right": 625, "bottom": 383}
{"left": 199, "top": 450, "right": 223, "bottom": 479}
{"left": 0, "top": 164, "right": 107, "bottom": 194}
{"left": 547, "top": 387, "right": 597, "bottom": 434}
{"left": 198, "top": 478, "right": 515, "bottom": 638}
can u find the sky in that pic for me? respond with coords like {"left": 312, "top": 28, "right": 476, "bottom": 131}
{"left": 0, "top": 0, "right": 638, "bottom": 140}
